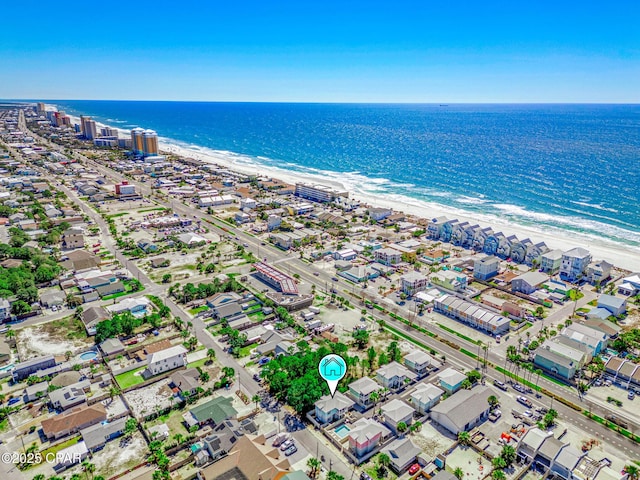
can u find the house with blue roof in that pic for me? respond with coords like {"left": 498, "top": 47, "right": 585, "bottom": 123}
{"left": 597, "top": 294, "right": 627, "bottom": 317}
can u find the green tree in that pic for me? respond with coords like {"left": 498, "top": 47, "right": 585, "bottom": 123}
{"left": 500, "top": 444, "right": 517, "bottom": 466}
{"left": 488, "top": 395, "right": 499, "bottom": 408}
{"left": 458, "top": 431, "right": 471, "bottom": 445}
{"left": 161, "top": 273, "right": 172, "bottom": 284}
{"left": 492, "top": 469, "right": 506, "bottom": 480}
{"left": 307, "top": 457, "right": 321, "bottom": 479}
{"left": 396, "top": 421, "right": 408, "bottom": 435}
{"left": 377, "top": 452, "right": 391, "bottom": 477}
{"left": 124, "top": 418, "right": 138, "bottom": 438}
{"left": 327, "top": 472, "right": 344, "bottom": 480}
{"left": 367, "top": 346, "right": 377, "bottom": 371}
{"left": 624, "top": 465, "right": 639, "bottom": 480}
{"left": 454, "top": 467, "right": 464, "bottom": 480}
{"left": 352, "top": 328, "right": 369, "bottom": 349}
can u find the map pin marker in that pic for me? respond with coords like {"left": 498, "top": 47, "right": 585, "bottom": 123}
{"left": 318, "top": 354, "right": 347, "bottom": 397}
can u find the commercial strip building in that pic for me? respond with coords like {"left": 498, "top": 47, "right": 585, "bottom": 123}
{"left": 252, "top": 261, "right": 299, "bottom": 295}
{"left": 433, "top": 294, "right": 510, "bottom": 336}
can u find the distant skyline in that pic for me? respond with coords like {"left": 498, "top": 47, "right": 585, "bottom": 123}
{"left": 1, "top": 1, "right": 639, "bottom": 103}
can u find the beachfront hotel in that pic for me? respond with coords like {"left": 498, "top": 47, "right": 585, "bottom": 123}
{"left": 80, "top": 116, "right": 98, "bottom": 140}
{"left": 294, "top": 182, "right": 348, "bottom": 203}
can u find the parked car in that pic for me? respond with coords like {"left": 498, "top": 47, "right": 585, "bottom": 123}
{"left": 360, "top": 474, "right": 373, "bottom": 480}
{"left": 284, "top": 445, "right": 297, "bottom": 456}
{"left": 7, "top": 397, "right": 20, "bottom": 405}
{"left": 409, "top": 464, "right": 421, "bottom": 475}
{"left": 493, "top": 379, "right": 508, "bottom": 391}
{"left": 258, "top": 357, "right": 271, "bottom": 366}
{"left": 628, "top": 391, "right": 635, "bottom": 400}
{"left": 271, "top": 433, "right": 288, "bottom": 447}
{"left": 332, "top": 277, "right": 339, "bottom": 282}
{"left": 513, "top": 383, "right": 526, "bottom": 393}
{"left": 517, "top": 396, "right": 533, "bottom": 408}
{"left": 280, "top": 439, "right": 294, "bottom": 451}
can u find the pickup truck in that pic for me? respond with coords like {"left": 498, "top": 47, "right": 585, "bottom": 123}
{"left": 605, "top": 415, "right": 629, "bottom": 429}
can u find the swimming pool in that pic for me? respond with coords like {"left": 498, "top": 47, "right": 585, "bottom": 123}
{"left": 334, "top": 425, "right": 351, "bottom": 439}
{"left": 80, "top": 351, "right": 98, "bottom": 361}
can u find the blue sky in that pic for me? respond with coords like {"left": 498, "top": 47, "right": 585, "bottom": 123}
{"left": 1, "top": 1, "right": 638, "bottom": 102}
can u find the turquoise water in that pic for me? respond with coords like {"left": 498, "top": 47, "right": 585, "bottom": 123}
{"left": 39, "top": 101, "right": 640, "bottom": 251}
{"left": 334, "top": 424, "right": 351, "bottom": 438}
{"left": 80, "top": 351, "right": 98, "bottom": 361}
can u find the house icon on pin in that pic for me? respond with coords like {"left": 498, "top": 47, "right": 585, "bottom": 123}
{"left": 321, "top": 356, "right": 343, "bottom": 378}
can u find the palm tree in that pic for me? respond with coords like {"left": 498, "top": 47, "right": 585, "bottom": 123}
{"left": 458, "top": 431, "right": 471, "bottom": 446}
{"left": 453, "top": 467, "right": 464, "bottom": 480}
{"left": 492, "top": 469, "right": 506, "bottom": 480}
{"left": 70, "top": 474, "right": 82, "bottom": 480}
{"left": 307, "top": 457, "right": 321, "bottom": 479}
{"left": 488, "top": 395, "right": 499, "bottom": 408}
{"left": 173, "top": 433, "right": 184, "bottom": 445}
{"left": 624, "top": 465, "right": 639, "bottom": 480}
{"left": 534, "top": 369, "right": 543, "bottom": 390}
{"left": 32, "top": 475, "right": 46, "bottom": 480}
{"left": 397, "top": 421, "right": 408, "bottom": 436}
{"left": 206, "top": 348, "right": 216, "bottom": 362}
{"left": 252, "top": 394, "right": 261, "bottom": 411}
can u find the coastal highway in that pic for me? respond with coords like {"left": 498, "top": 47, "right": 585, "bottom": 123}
{"left": 22, "top": 116, "right": 640, "bottom": 462}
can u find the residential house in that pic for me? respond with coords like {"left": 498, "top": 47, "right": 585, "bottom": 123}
{"left": 184, "top": 396, "right": 238, "bottom": 428}
{"left": 99, "top": 338, "right": 125, "bottom": 356}
{"left": 137, "top": 239, "right": 158, "bottom": 253}
{"left": 551, "top": 445, "right": 585, "bottom": 480}
{"left": 525, "top": 242, "right": 549, "bottom": 266}
{"left": 206, "top": 291, "right": 243, "bottom": 320}
{"left": 49, "top": 381, "right": 90, "bottom": 410}
{"left": 80, "top": 417, "right": 127, "bottom": 452}
{"left": 314, "top": 392, "right": 355, "bottom": 424}
{"left": 368, "top": 207, "right": 392, "bottom": 222}
{"left": 381, "top": 398, "right": 414, "bottom": 433}
{"left": 430, "top": 386, "right": 493, "bottom": 434}
{"left": 375, "top": 361, "right": 417, "bottom": 390}
{"left": 0, "top": 297, "right": 11, "bottom": 323}
{"left": 422, "top": 249, "right": 450, "bottom": 264}
{"left": 437, "top": 368, "right": 467, "bottom": 394}
{"left": 333, "top": 248, "right": 358, "bottom": 261}
{"left": 618, "top": 274, "right": 640, "bottom": 296}
{"left": 597, "top": 294, "right": 627, "bottom": 317}
{"left": 60, "top": 250, "right": 101, "bottom": 272}
{"left": 106, "top": 296, "right": 150, "bottom": 315}
{"left": 404, "top": 350, "right": 435, "bottom": 378}
{"left": 586, "top": 260, "right": 612, "bottom": 286}
{"left": 374, "top": 247, "right": 403, "bottom": 266}
{"left": 562, "top": 323, "right": 608, "bottom": 355}
{"left": 41, "top": 404, "right": 107, "bottom": 440}
{"left": 81, "top": 306, "right": 110, "bottom": 336}
{"left": 24, "top": 381, "right": 49, "bottom": 402}
{"left": 40, "top": 290, "right": 66, "bottom": 307}
{"left": 534, "top": 347, "right": 578, "bottom": 380}
{"left": 203, "top": 418, "right": 258, "bottom": 462}
{"left": 197, "top": 434, "right": 293, "bottom": 480}
{"left": 431, "top": 270, "right": 468, "bottom": 293}
{"left": 61, "top": 227, "right": 85, "bottom": 250}
{"left": 347, "top": 417, "right": 392, "bottom": 458}
{"left": 170, "top": 368, "right": 200, "bottom": 396}
{"left": 512, "top": 271, "right": 549, "bottom": 295}
{"left": 517, "top": 427, "right": 553, "bottom": 462}
{"left": 348, "top": 377, "right": 380, "bottom": 408}
{"left": 540, "top": 249, "right": 563, "bottom": 274}
{"left": 400, "top": 271, "right": 429, "bottom": 296}
{"left": 474, "top": 256, "right": 500, "bottom": 281}
{"left": 12, "top": 355, "right": 56, "bottom": 381}
{"left": 95, "top": 280, "right": 125, "bottom": 298}
{"left": 410, "top": 382, "right": 444, "bottom": 414}
{"left": 581, "top": 318, "right": 621, "bottom": 338}
{"left": 147, "top": 345, "right": 187, "bottom": 376}
{"left": 559, "top": 247, "right": 592, "bottom": 282}
{"left": 380, "top": 437, "right": 422, "bottom": 474}
{"left": 538, "top": 339, "right": 591, "bottom": 370}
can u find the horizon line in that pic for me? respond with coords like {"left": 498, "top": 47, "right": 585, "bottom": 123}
{"left": 2, "top": 98, "right": 640, "bottom": 106}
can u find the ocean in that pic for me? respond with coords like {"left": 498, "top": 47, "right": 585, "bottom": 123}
{"left": 47, "top": 101, "right": 640, "bottom": 251}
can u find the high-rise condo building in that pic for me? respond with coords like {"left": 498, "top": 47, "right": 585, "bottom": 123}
{"left": 80, "top": 116, "right": 98, "bottom": 140}
{"left": 131, "top": 127, "right": 145, "bottom": 155}
{"left": 142, "top": 129, "right": 159, "bottom": 156}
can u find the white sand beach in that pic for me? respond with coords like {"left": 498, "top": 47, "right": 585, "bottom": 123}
{"left": 159, "top": 142, "right": 640, "bottom": 272}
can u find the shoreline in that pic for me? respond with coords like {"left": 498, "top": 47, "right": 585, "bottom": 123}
{"left": 57, "top": 106, "right": 640, "bottom": 271}
{"left": 160, "top": 143, "right": 640, "bottom": 272}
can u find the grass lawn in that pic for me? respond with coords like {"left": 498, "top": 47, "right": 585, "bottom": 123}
{"left": 189, "top": 306, "right": 209, "bottom": 315}
{"left": 187, "top": 358, "right": 208, "bottom": 369}
{"left": 115, "top": 366, "right": 147, "bottom": 389}
{"left": 0, "top": 418, "right": 8, "bottom": 432}
{"left": 36, "top": 436, "right": 81, "bottom": 465}
{"left": 138, "top": 207, "right": 166, "bottom": 213}
{"left": 146, "top": 407, "right": 190, "bottom": 437}
{"left": 238, "top": 343, "right": 258, "bottom": 358}
{"left": 248, "top": 310, "right": 266, "bottom": 322}
{"left": 107, "top": 212, "right": 130, "bottom": 219}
